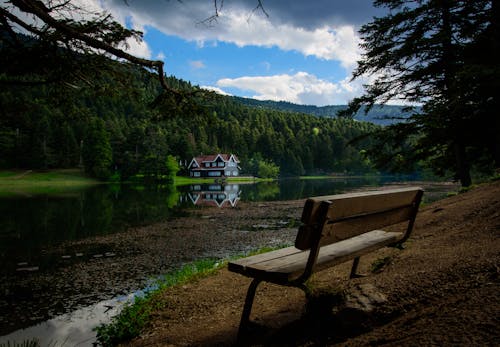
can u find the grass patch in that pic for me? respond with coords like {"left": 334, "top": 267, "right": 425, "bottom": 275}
{"left": 95, "top": 258, "right": 224, "bottom": 346}
{"left": 0, "top": 169, "right": 99, "bottom": 196}
{"left": 371, "top": 256, "right": 392, "bottom": 273}
{"left": 95, "top": 245, "right": 290, "bottom": 346}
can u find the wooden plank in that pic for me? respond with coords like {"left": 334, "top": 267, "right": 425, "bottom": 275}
{"left": 229, "top": 230, "right": 403, "bottom": 283}
{"left": 325, "top": 188, "right": 422, "bottom": 221}
{"left": 319, "top": 205, "right": 413, "bottom": 245}
{"left": 295, "top": 187, "right": 422, "bottom": 249}
{"left": 228, "top": 246, "right": 302, "bottom": 273}
{"left": 313, "top": 230, "right": 402, "bottom": 272}
{"left": 301, "top": 187, "right": 421, "bottom": 223}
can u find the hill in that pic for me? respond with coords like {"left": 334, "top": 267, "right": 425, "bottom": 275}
{"left": 232, "top": 96, "right": 419, "bottom": 126}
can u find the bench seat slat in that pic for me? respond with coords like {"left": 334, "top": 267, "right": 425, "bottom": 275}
{"left": 228, "top": 230, "right": 403, "bottom": 283}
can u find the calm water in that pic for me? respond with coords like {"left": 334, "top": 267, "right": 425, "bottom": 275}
{"left": 0, "top": 177, "right": 457, "bottom": 345}
{"left": 0, "top": 176, "right": 450, "bottom": 269}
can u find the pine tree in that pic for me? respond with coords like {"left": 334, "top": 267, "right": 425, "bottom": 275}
{"left": 82, "top": 118, "right": 112, "bottom": 179}
{"left": 343, "top": 0, "right": 498, "bottom": 186}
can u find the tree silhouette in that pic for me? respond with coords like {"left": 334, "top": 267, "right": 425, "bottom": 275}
{"left": 343, "top": 0, "right": 499, "bottom": 186}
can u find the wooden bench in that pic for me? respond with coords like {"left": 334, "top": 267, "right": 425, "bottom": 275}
{"left": 228, "top": 187, "right": 424, "bottom": 335}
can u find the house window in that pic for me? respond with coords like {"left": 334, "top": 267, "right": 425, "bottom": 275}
{"left": 218, "top": 162, "right": 224, "bottom": 167}
{"left": 193, "top": 172, "right": 201, "bottom": 177}
{"left": 205, "top": 163, "right": 210, "bottom": 167}
{"left": 208, "top": 171, "right": 221, "bottom": 177}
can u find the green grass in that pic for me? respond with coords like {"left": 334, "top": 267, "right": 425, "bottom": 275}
{"left": 95, "top": 245, "right": 290, "bottom": 346}
{"left": 0, "top": 169, "right": 99, "bottom": 196}
{"left": 371, "top": 256, "right": 392, "bottom": 273}
{"left": 95, "top": 258, "right": 224, "bottom": 347}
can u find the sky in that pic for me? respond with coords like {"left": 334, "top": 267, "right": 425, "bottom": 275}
{"left": 89, "top": 0, "right": 386, "bottom": 106}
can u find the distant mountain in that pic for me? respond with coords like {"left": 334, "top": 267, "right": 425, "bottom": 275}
{"left": 232, "top": 96, "right": 419, "bottom": 126}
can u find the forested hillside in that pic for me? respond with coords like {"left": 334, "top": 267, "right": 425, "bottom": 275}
{"left": 0, "top": 64, "right": 383, "bottom": 179}
{"left": 233, "top": 97, "right": 417, "bottom": 126}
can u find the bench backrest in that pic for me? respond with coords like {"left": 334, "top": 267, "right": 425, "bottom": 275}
{"left": 295, "top": 187, "right": 424, "bottom": 250}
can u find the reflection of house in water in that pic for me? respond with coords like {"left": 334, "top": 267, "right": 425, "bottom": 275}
{"left": 186, "top": 184, "right": 241, "bottom": 207}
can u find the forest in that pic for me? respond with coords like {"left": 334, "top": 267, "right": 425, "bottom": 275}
{"left": 235, "top": 97, "right": 418, "bottom": 126}
{"left": 1, "top": 0, "right": 497, "bottom": 186}
{"left": 0, "top": 63, "right": 383, "bottom": 180}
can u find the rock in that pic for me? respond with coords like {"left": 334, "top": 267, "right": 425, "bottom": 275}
{"left": 345, "top": 283, "right": 387, "bottom": 312}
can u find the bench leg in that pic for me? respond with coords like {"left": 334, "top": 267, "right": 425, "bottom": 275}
{"left": 350, "top": 256, "right": 361, "bottom": 278}
{"left": 238, "top": 278, "right": 262, "bottom": 338}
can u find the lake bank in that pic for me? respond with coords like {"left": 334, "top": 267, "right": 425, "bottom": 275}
{"left": 119, "top": 179, "right": 500, "bottom": 346}
{"left": 0, "top": 169, "right": 100, "bottom": 197}
{"left": 0, "top": 180, "right": 461, "bottom": 341}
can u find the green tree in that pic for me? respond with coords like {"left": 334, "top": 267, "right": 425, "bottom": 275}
{"left": 257, "top": 160, "right": 280, "bottom": 179}
{"left": 82, "top": 118, "right": 112, "bottom": 179}
{"left": 164, "top": 155, "right": 180, "bottom": 181}
{"left": 343, "top": 0, "right": 498, "bottom": 186}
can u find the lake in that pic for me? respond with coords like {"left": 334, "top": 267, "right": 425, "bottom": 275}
{"left": 0, "top": 177, "right": 457, "bottom": 344}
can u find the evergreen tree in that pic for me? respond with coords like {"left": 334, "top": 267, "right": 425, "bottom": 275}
{"left": 82, "top": 118, "right": 112, "bottom": 179}
{"left": 342, "top": 0, "right": 498, "bottom": 186}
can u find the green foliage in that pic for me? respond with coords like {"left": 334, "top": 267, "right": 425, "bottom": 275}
{"left": 0, "top": 67, "right": 381, "bottom": 180}
{"left": 96, "top": 244, "right": 294, "bottom": 345}
{"left": 82, "top": 118, "right": 113, "bottom": 179}
{"left": 245, "top": 154, "right": 280, "bottom": 178}
{"left": 371, "top": 256, "right": 392, "bottom": 273}
{"left": 95, "top": 258, "right": 223, "bottom": 346}
{"left": 345, "top": 0, "right": 499, "bottom": 187}
{"left": 95, "top": 293, "right": 155, "bottom": 347}
{"left": 164, "top": 155, "right": 180, "bottom": 180}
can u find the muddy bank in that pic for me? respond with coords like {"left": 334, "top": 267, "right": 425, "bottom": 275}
{"left": 0, "top": 198, "right": 302, "bottom": 335}
{"left": 121, "top": 180, "right": 500, "bottom": 346}
{"left": 0, "top": 181, "right": 458, "bottom": 336}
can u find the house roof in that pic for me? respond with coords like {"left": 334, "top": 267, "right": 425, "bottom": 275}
{"left": 188, "top": 153, "right": 239, "bottom": 170}
{"left": 195, "top": 153, "right": 239, "bottom": 163}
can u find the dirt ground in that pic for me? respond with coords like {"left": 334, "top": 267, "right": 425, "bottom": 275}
{"left": 122, "top": 180, "right": 500, "bottom": 347}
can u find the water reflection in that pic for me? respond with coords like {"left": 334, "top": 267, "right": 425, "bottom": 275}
{"left": 0, "top": 294, "right": 132, "bottom": 346}
{"left": 0, "top": 184, "right": 187, "bottom": 274}
{"left": 181, "top": 183, "right": 241, "bottom": 207}
{"left": 0, "top": 176, "right": 443, "bottom": 271}
{"left": 0, "top": 177, "right": 458, "bottom": 342}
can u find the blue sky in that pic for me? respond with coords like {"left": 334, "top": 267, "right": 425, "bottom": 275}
{"left": 94, "top": 0, "right": 385, "bottom": 106}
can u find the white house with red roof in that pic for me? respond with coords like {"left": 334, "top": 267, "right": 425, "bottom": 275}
{"left": 187, "top": 153, "right": 240, "bottom": 178}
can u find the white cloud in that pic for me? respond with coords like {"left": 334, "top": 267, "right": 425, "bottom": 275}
{"left": 156, "top": 51, "right": 166, "bottom": 60}
{"left": 201, "top": 86, "right": 232, "bottom": 96}
{"left": 189, "top": 60, "right": 206, "bottom": 69}
{"left": 100, "top": 1, "right": 361, "bottom": 68}
{"left": 119, "top": 36, "right": 152, "bottom": 59}
{"left": 212, "top": 13, "right": 361, "bottom": 68}
{"left": 217, "top": 72, "right": 367, "bottom": 105}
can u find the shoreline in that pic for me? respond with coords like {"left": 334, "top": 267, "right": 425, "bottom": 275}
{"left": 0, "top": 180, "right": 470, "bottom": 340}
{"left": 120, "top": 180, "right": 500, "bottom": 346}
